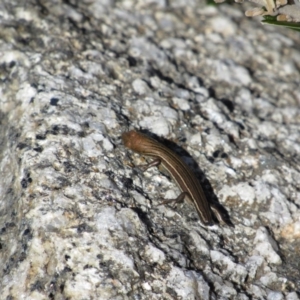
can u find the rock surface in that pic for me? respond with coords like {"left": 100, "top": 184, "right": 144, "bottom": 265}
{"left": 0, "top": 0, "right": 299, "bottom": 299}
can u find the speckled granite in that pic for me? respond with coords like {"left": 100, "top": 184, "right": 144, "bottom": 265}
{"left": 0, "top": 0, "right": 299, "bottom": 299}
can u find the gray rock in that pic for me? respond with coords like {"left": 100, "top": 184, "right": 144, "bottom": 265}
{"left": 0, "top": 0, "right": 299, "bottom": 299}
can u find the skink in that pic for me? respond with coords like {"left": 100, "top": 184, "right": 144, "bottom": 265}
{"left": 122, "top": 130, "right": 219, "bottom": 226}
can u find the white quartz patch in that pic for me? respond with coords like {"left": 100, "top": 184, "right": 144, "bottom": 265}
{"left": 210, "top": 250, "right": 248, "bottom": 284}
{"left": 245, "top": 255, "right": 264, "bottom": 281}
{"left": 209, "top": 16, "right": 237, "bottom": 36}
{"left": 139, "top": 116, "right": 171, "bottom": 136}
{"left": 132, "top": 78, "right": 150, "bottom": 95}
{"left": 98, "top": 108, "right": 118, "bottom": 129}
{"left": 166, "top": 267, "right": 210, "bottom": 300}
{"left": 95, "top": 207, "right": 122, "bottom": 234}
{"left": 253, "top": 227, "right": 282, "bottom": 265}
{"left": 205, "top": 58, "right": 252, "bottom": 86}
{"left": 218, "top": 182, "right": 255, "bottom": 205}
{"left": 143, "top": 244, "right": 166, "bottom": 265}
{"left": 172, "top": 97, "right": 190, "bottom": 110}
{"left": 260, "top": 187, "right": 292, "bottom": 226}
{"left": 267, "top": 291, "right": 284, "bottom": 300}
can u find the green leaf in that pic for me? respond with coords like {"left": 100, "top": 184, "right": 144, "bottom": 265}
{"left": 262, "top": 16, "right": 300, "bottom": 32}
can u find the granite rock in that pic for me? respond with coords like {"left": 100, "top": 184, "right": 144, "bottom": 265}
{"left": 0, "top": 0, "right": 299, "bottom": 299}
